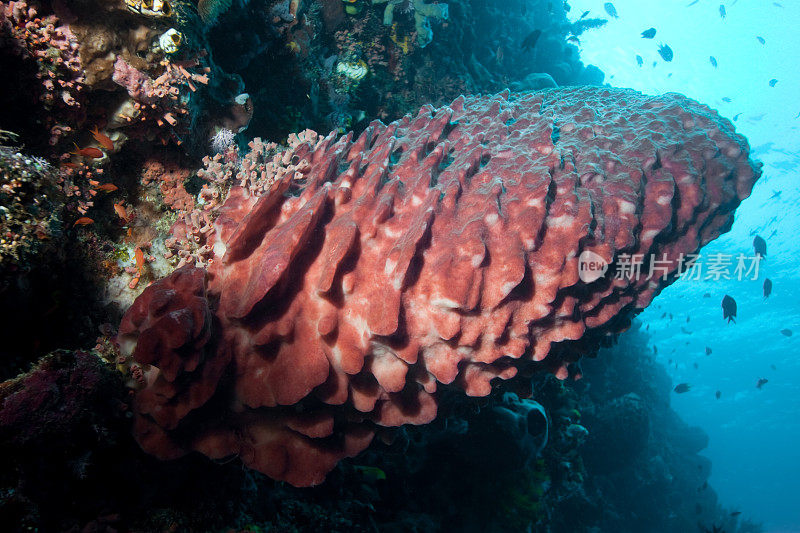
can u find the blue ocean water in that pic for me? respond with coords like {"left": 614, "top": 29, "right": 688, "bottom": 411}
{"left": 567, "top": 1, "right": 800, "bottom": 530}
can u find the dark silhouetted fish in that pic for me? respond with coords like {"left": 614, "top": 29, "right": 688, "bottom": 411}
{"left": 757, "top": 36, "right": 765, "bottom": 44}
{"left": 687, "top": 316, "right": 690, "bottom": 323}
{"left": 753, "top": 235, "right": 767, "bottom": 257}
{"left": 733, "top": 112, "right": 742, "bottom": 121}
{"left": 636, "top": 54, "right": 643, "bottom": 66}
{"left": 693, "top": 362, "right": 699, "bottom": 369}
{"left": 681, "top": 326, "right": 692, "bottom": 334}
{"left": 719, "top": 4, "right": 726, "bottom": 18}
{"left": 731, "top": 511, "right": 742, "bottom": 517}
{"left": 763, "top": 278, "right": 772, "bottom": 298}
{"left": 687, "top": 0, "right": 699, "bottom": 5}
{"left": 654, "top": 345, "right": 658, "bottom": 355}
{"left": 770, "top": 190, "right": 781, "bottom": 199}
{"left": 661, "top": 312, "right": 667, "bottom": 318}
{"left": 521, "top": 30, "right": 542, "bottom": 51}
{"left": 722, "top": 97, "right": 732, "bottom": 102}
{"left": 604, "top": 2, "right": 618, "bottom": 18}
{"left": 674, "top": 383, "right": 691, "bottom": 393}
{"left": 756, "top": 378, "right": 768, "bottom": 389}
{"left": 641, "top": 27, "right": 656, "bottom": 38}
{"left": 722, "top": 295, "right": 737, "bottom": 323}
{"left": 567, "top": 35, "right": 580, "bottom": 45}
{"left": 715, "top": 390, "right": 721, "bottom": 399}
{"left": 706, "top": 347, "right": 712, "bottom": 355}
{"left": 781, "top": 329, "right": 793, "bottom": 337}
{"left": 710, "top": 56, "right": 718, "bottom": 67}
{"left": 658, "top": 43, "right": 673, "bottom": 61}
{"left": 771, "top": 364, "right": 777, "bottom": 370}
{"left": 769, "top": 78, "right": 778, "bottom": 87}
{"left": 579, "top": 10, "right": 589, "bottom": 20}
{"left": 703, "top": 292, "right": 711, "bottom": 298}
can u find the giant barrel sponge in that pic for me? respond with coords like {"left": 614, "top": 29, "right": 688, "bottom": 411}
{"left": 118, "top": 87, "right": 760, "bottom": 486}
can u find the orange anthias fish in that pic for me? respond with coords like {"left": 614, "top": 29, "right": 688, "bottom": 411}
{"left": 73, "top": 217, "right": 94, "bottom": 227}
{"left": 96, "top": 183, "right": 118, "bottom": 192}
{"left": 129, "top": 247, "right": 145, "bottom": 289}
{"left": 90, "top": 126, "right": 114, "bottom": 151}
{"left": 113, "top": 202, "right": 129, "bottom": 223}
{"left": 134, "top": 247, "right": 144, "bottom": 275}
{"left": 72, "top": 143, "right": 104, "bottom": 159}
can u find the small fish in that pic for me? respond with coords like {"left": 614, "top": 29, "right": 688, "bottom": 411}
{"left": 641, "top": 28, "right": 656, "bottom": 39}
{"left": 710, "top": 56, "right": 718, "bottom": 68}
{"left": 579, "top": 10, "right": 589, "bottom": 20}
{"left": 90, "top": 126, "right": 114, "bottom": 151}
{"left": 733, "top": 112, "right": 742, "bottom": 121}
{"left": 722, "top": 97, "right": 732, "bottom": 102}
{"left": 756, "top": 378, "right": 768, "bottom": 389}
{"left": 686, "top": 316, "right": 690, "bottom": 323}
{"left": 763, "top": 278, "right": 772, "bottom": 298}
{"left": 353, "top": 465, "right": 387, "bottom": 481}
{"left": 715, "top": 390, "right": 721, "bottom": 399}
{"left": 705, "top": 347, "right": 712, "bottom": 355}
{"left": 654, "top": 345, "right": 658, "bottom": 355}
{"left": 731, "top": 511, "right": 742, "bottom": 517}
{"left": 113, "top": 202, "right": 129, "bottom": 223}
{"left": 71, "top": 143, "right": 104, "bottom": 159}
{"left": 781, "top": 329, "right": 793, "bottom": 337}
{"left": 722, "top": 295, "right": 737, "bottom": 323}
{"left": 604, "top": 2, "right": 618, "bottom": 18}
{"left": 521, "top": 30, "right": 542, "bottom": 52}
{"left": 756, "top": 36, "right": 765, "bottom": 44}
{"left": 753, "top": 235, "right": 767, "bottom": 257}
{"left": 693, "top": 362, "right": 699, "bottom": 369}
{"left": 771, "top": 364, "right": 777, "bottom": 371}
{"left": 770, "top": 190, "right": 782, "bottom": 199}
{"left": 73, "top": 217, "right": 95, "bottom": 227}
{"left": 674, "top": 383, "right": 691, "bottom": 394}
{"left": 703, "top": 292, "right": 711, "bottom": 298}
{"left": 658, "top": 43, "right": 673, "bottom": 62}
{"left": 134, "top": 247, "right": 145, "bottom": 275}
{"left": 636, "top": 54, "right": 643, "bottom": 67}
{"left": 566, "top": 35, "right": 580, "bottom": 45}
{"left": 96, "top": 183, "right": 118, "bottom": 192}
{"left": 719, "top": 4, "right": 726, "bottom": 18}
{"left": 681, "top": 326, "right": 692, "bottom": 335}
{"left": 687, "top": 0, "right": 699, "bottom": 5}
{"left": 769, "top": 78, "right": 778, "bottom": 87}
{"left": 773, "top": 2, "right": 783, "bottom": 6}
